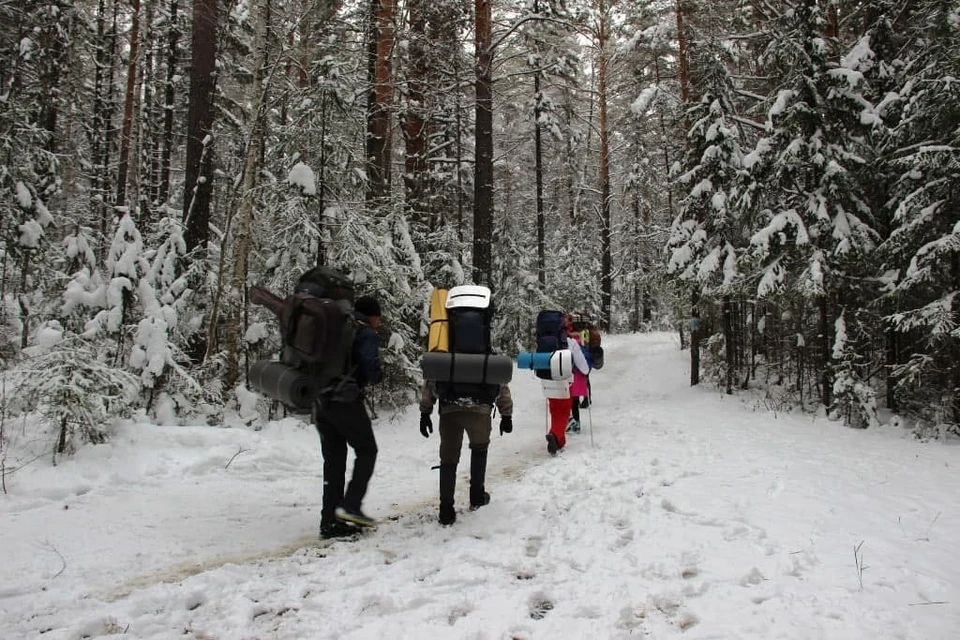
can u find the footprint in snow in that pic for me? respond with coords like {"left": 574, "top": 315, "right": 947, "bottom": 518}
{"left": 528, "top": 593, "right": 555, "bottom": 620}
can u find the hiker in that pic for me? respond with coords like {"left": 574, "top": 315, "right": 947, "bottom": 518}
{"left": 419, "top": 380, "right": 513, "bottom": 525}
{"left": 419, "top": 284, "right": 514, "bottom": 526}
{"left": 544, "top": 322, "right": 589, "bottom": 455}
{"left": 567, "top": 316, "right": 593, "bottom": 434}
{"left": 314, "top": 282, "right": 384, "bottom": 538}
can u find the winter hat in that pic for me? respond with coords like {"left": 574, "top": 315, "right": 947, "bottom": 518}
{"left": 355, "top": 296, "right": 382, "bottom": 318}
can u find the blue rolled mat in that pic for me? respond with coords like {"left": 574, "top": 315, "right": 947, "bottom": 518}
{"left": 248, "top": 360, "right": 318, "bottom": 413}
{"left": 516, "top": 351, "right": 553, "bottom": 370}
{"left": 421, "top": 352, "right": 513, "bottom": 384}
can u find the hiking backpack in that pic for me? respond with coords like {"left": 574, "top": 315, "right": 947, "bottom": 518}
{"left": 248, "top": 268, "right": 359, "bottom": 411}
{"left": 281, "top": 268, "right": 358, "bottom": 393}
{"left": 569, "top": 311, "right": 603, "bottom": 369}
{"left": 535, "top": 310, "right": 568, "bottom": 380}
{"left": 436, "top": 285, "right": 500, "bottom": 404}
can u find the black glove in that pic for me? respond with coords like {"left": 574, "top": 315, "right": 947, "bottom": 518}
{"left": 420, "top": 413, "right": 433, "bottom": 438}
{"left": 500, "top": 415, "right": 513, "bottom": 435}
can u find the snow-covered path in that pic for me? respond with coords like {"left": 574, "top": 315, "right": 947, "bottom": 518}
{"left": 2, "top": 332, "right": 958, "bottom": 639}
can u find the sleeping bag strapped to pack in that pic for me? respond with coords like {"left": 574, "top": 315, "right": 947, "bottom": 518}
{"left": 427, "top": 288, "right": 450, "bottom": 352}
{"left": 534, "top": 309, "right": 568, "bottom": 380}
{"left": 248, "top": 267, "right": 357, "bottom": 412}
{"left": 421, "top": 285, "right": 512, "bottom": 404}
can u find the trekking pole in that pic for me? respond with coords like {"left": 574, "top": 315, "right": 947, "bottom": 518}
{"left": 587, "top": 404, "right": 594, "bottom": 448}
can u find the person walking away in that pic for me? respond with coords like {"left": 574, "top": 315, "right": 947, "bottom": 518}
{"left": 420, "top": 382, "right": 513, "bottom": 525}
{"left": 567, "top": 321, "right": 592, "bottom": 434}
{"left": 316, "top": 292, "right": 384, "bottom": 538}
{"left": 545, "top": 327, "right": 589, "bottom": 454}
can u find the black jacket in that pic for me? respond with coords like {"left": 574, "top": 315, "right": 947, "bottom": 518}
{"left": 352, "top": 312, "right": 383, "bottom": 388}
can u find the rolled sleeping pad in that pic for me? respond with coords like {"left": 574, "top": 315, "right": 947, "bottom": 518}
{"left": 421, "top": 351, "right": 513, "bottom": 385}
{"left": 248, "top": 360, "right": 318, "bottom": 413}
{"left": 516, "top": 351, "right": 552, "bottom": 370}
{"left": 540, "top": 378, "right": 571, "bottom": 399}
{"left": 518, "top": 349, "right": 572, "bottom": 380}
{"left": 427, "top": 288, "right": 450, "bottom": 352}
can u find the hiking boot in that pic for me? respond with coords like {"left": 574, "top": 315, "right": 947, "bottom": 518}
{"left": 335, "top": 506, "right": 376, "bottom": 528}
{"left": 439, "top": 504, "right": 456, "bottom": 526}
{"left": 546, "top": 433, "right": 558, "bottom": 455}
{"left": 319, "top": 520, "right": 356, "bottom": 540}
{"left": 469, "top": 491, "right": 490, "bottom": 511}
{"left": 566, "top": 417, "right": 580, "bottom": 433}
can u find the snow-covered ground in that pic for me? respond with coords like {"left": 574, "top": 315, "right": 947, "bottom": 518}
{"left": 1, "top": 332, "right": 958, "bottom": 639}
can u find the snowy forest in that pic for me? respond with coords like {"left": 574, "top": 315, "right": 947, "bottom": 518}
{"left": 1, "top": 0, "right": 958, "bottom": 458}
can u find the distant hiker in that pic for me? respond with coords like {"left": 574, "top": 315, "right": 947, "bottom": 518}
{"left": 534, "top": 310, "right": 589, "bottom": 455}
{"left": 308, "top": 271, "right": 383, "bottom": 538}
{"left": 566, "top": 317, "right": 592, "bottom": 434}
{"left": 569, "top": 311, "right": 603, "bottom": 410}
{"left": 419, "top": 285, "right": 514, "bottom": 525}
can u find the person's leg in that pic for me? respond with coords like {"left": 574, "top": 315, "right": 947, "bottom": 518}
{"left": 437, "top": 413, "right": 466, "bottom": 524}
{"left": 337, "top": 399, "right": 378, "bottom": 519}
{"left": 547, "top": 397, "right": 572, "bottom": 452}
{"left": 463, "top": 412, "right": 492, "bottom": 508}
{"left": 315, "top": 409, "right": 347, "bottom": 530}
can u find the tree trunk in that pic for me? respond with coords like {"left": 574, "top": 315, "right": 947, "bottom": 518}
{"left": 317, "top": 94, "right": 328, "bottom": 265}
{"left": 116, "top": 0, "right": 141, "bottom": 209}
{"left": 158, "top": 0, "right": 179, "bottom": 205}
{"left": 183, "top": 0, "right": 218, "bottom": 256}
{"left": 597, "top": 1, "right": 612, "bottom": 330}
{"left": 885, "top": 324, "right": 897, "bottom": 411}
{"left": 690, "top": 290, "right": 700, "bottom": 386}
{"left": 819, "top": 294, "right": 832, "bottom": 408}
{"left": 676, "top": 0, "right": 693, "bottom": 103}
{"left": 93, "top": 0, "right": 120, "bottom": 263}
{"left": 365, "top": 0, "right": 394, "bottom": 206}
{"left": 534, "top": 71, "right": 545, "bottom": 287}
{"left": 402, "top": 0, "right": 427, "bottom": 222}
{"left": 723, "top": 296, "right": 733, "bottom": 394}
{"left": 224, "top": 0, "right": 269, "bottom": 389}
{"left": 678, "top": 0, "right": 699, "bottom": 382}
{"left": 473, "top": 0, "right": 493, "bottom": 285}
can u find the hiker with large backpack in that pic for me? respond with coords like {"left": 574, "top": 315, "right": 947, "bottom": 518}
{"left": 249, "top": 266, "right": 383, "bottom": 539}
{"left": 419, "top": 285, "right": 513, "bottom": 526}
{"left": 534, "top": 310, "right": 590, "bottom": 455}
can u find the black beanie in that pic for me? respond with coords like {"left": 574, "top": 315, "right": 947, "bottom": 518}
{"left": 355, "top": 296, "right": 382, "bottom": 318}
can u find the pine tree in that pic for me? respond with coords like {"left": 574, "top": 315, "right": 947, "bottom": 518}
{"left": 879, "top": 0, "right": 960, "bottom": 430}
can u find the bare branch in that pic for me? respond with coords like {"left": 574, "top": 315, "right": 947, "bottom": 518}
{"left": 225, "top": 446, "right": 251, "bottom": 470}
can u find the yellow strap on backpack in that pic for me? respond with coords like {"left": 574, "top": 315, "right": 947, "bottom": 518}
{"left": 428, "top": 288, "right": 450, "bottom": 352}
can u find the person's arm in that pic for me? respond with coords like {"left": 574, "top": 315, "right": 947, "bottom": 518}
{"left": 495, "top": 384, "right": 513, "bottom": 417}
{"left": 570, "top": 340, "right": 590, "bottom": 375}
{"left": 419, "top": 380, "right": 437, "bottom": 414}
{"left": 355, "top": 326, "right": 383, "bottom": 385}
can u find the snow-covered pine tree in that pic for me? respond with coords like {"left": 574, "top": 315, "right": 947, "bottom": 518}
{"left": 879, "top": 0, "right": 960, "bottom": 432}
{"left": 831, "top": 310, "right": 879, "bottom": 428}
{"left": 15, "top": 333, "right": 139, "bottom": 457}
{"left": 741, "top": 0, "right": 879, "bottom": 415}
{"left": 668, "top": 39, "right": 746, "bottom": 393}
{"left": 129, "top": 217, "right": 199, "bottom": 418}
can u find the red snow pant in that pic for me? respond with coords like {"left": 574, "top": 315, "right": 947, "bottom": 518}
{"left": 548, "top": 396, "right": 572, "bottom": 450}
